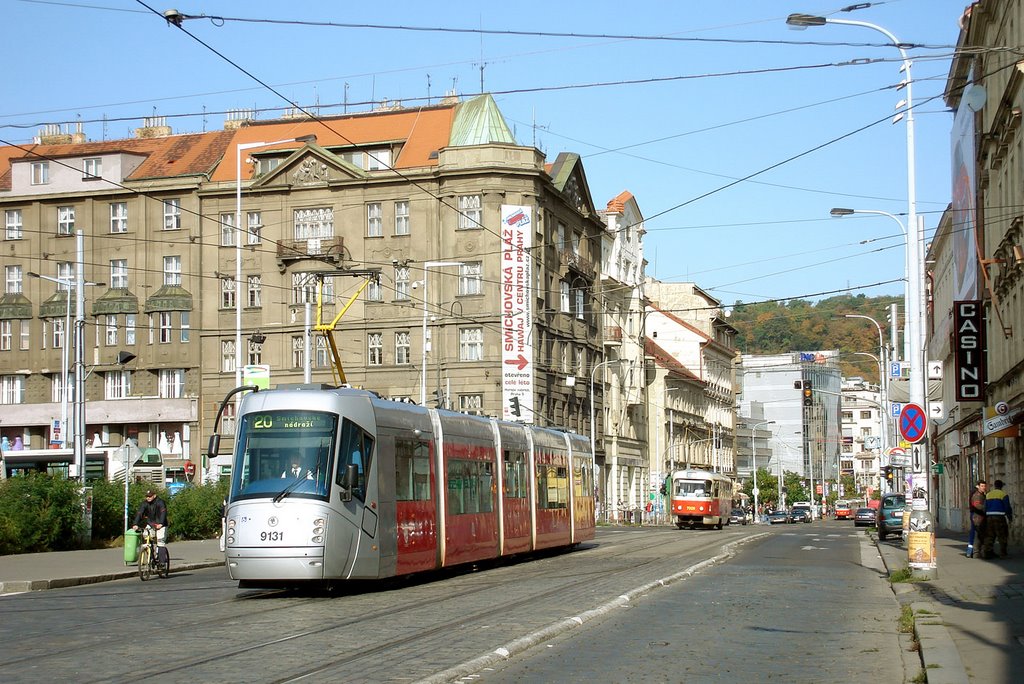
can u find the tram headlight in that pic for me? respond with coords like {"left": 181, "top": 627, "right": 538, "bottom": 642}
{"left": 312, "top": 535, "right": 324, "bottom": 544}
{"left": 313, "top": 517, "right": 326, "bottom": 526}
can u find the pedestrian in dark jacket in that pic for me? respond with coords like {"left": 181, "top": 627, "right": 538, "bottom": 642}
{"left": 967, "top": 480, "right": 987, "bottom": 558}
{"left": 981, "top": 479, "right": 1013, "bottom": 559}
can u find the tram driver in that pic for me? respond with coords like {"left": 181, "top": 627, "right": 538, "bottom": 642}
{"left": 282, "top": 452, "right": 314, "bottom": 480}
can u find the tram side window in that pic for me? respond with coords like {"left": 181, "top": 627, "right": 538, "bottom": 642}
{"left": 446, "top": 459, "right": 495, "bottom": 515}
{"left": 396, "top": 439, "right": 430, "bottom": 501}
{"left": 536, "top": 463, "right": 568, "bottom": 510}
{"left": 573, "top": 456, "right": 593, "bottom": 498}
{"left": 503, "top": 449, "right": 528, "bottom": 498}
{"left": 336, "top": 419, "right": 374, "bottom": 500}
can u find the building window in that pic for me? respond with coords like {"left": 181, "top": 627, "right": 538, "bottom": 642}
{"left": 158, "top": 369, "right": 185, "bottom": 398}
{"left": 19, "top": 320, "right": 29, "bottom": 350}
{"left": 560, "top": 281, "right": 570, "bottom": 313}
{"left": 222, "top": 340, "right": 235, "bottom": 373}
{"left": 104, "top": 370, "right": 131, "bottom": 399}
{"left": 0, "top": 321, "right": 11, "bottom": 351}
{"left": 575, "top": 287, "right": 585, "bottom": 320}
{"left": 126, "top": 314, "right": 136, "bottom": 345}
{"left": 220, "top": 213, "right": 235, "bottom": 246}
{"left": 180, "top": 311, "right": 190, "bottom": 343}
{"left": 157, "top": 312, "right": 173, "bottom": 343}
{"left": 247, "top": 275, "right": 262, "bottom": 308}
{"left": 51, "top": 372, "right": 70, "bottom": 403}
{"left": 459, "top": 327, "right": 483, "bottom": 361}
{"left": 366, "top": 279, "right": 382, "bottom": 302}
{"left": 315, "top": 336, "right": 329, "bottom": 368}
{"left": 31, "top": 162, "right": 49, "bottom": 185}
{"left": 83, "top": 157, "right": 101, "bottom": 178}
{"left": 457, "top": 194, "right": 482, "bottom": 230}
{"left": 105, "top": 315, "right": 118, "bottom": 346}
{"left": 459, "top": 394, "right": 483, "bottom": 415}
{"left": 571, "top": 231, "right": 581, "bottom": 255}
{"left": 56, "top": 262, "right": 73, "bottom": 290}
{"left": 557, "top": 222, "right": 567, "bottom": 250}
{"left": 0, "top": 375, "right": 25, "bottom": 404}
{"left": 163, "top": 199, "right": 181, "bottom": 230}
{"left": 222, "top": 402, "right": 236, "bottom": 434}
{"left": 57, "top": 206, "right": 75, "bottom": 235}
{"left": 221, "top": 277, "right": 235, "bottom": 309}
{"left": 395, "top": 331, "right": 411, "bottom": 364}
{"left": 110, "top": 259, "right": 128, "bottom": 289}
{"left": 292, "top": 272, "right": 331, "bottom": 304}
{"left": 163, "top": 256, "right": 181, "bottom": 286}
{"left": 366, "top": 203, "right": 382, "bottom": 237}
{"left": 110, "top": 202, "right": 128, "bottom": 233}
{"left": 394, "top": 266, "right": 411, "bottom": 300}
{"left": 292, "top": 336, "right": 304, "bottom": 368}
{"left": 395, "top": 200, "right": 410, "bottom": 235}
{"left": 841, "top": 411, "right": 853, "bottom": 421}
{"left": 458, "top": 262, "right": 482, "bottom": 296}
{"left": 247, "top": 338, "right": 262, "bottom": 366}
{"left": 52, "top": 318, "right": 66, "bottom": 349}
{"left": 147, "top": 314, "right": 154, "bottom": 345}
{"left": 5, "top": 264, "right": 23, "bottom": 294}
{"left": 859, "top": 410, "right": 872, "bottom": 420}
{"left": 368, "top": 332, "right": 383, "bottom": 365}
{"left": 294, "top": 207, "right": 334, "bottom": 241}
{"left": 247, "top": 211, "right": 262, "bottom": 244}
{"left": 5, "top": 209, "right": 23, "bottom": 240}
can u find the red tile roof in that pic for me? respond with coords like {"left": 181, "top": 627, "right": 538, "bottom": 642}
{"left": 605, "top": 190, "right": 633, "bottom": 213}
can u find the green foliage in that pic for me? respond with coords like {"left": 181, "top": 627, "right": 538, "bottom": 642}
{"left": 0, "top": 475, "right": 230, "bottom": 555}
{"left": 729, "top": 294, "right": 901, "bottom": 378}
{"left": 0, "top": 474, "right": 84, "bottom": 554}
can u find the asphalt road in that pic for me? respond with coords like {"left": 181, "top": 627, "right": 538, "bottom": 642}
{"left": 0, "top": 522, "right": 904, "bottom": 683}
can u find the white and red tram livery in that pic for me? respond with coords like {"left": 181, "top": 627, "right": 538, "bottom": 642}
{"left": 669, "top": 468, "right": 734, "bottom": 530}
{"left": 217, "top": 385, "right": 595, "bottom": 586}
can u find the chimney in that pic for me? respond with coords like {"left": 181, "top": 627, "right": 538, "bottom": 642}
{"left": 134, "top": 116, "right": 172, "bottom": 139}
{"left": 224, "top": 108, "right": 255, "bottom": 130}
{"left": 38, "top": 123, "right": 86, "bottom": 145}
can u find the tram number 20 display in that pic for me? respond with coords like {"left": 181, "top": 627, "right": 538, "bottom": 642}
{"left": 261, "top": 531, "right": 284, "bottom": 542}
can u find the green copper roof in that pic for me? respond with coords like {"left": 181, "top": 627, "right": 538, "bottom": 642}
{"left": 144, "top": 285, "right": 193, "bottom": 313}
{"left": 449, "top": 94, "right": 516, "bottom": 147}
{"left": 0, "top": 293, "right": 33, "bottom": 320}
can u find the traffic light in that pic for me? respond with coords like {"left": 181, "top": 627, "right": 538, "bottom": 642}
{"left": 509, "top": 396, "right": 522, "bottom": 417}
{"left": 802, "top": 387, "right": 813, "bottom": 407}
{"left": 431, "top": 389, "right": 443, "bottom": 407}
{"left": 883, "top": 466, "right": 894, "bottom": 484}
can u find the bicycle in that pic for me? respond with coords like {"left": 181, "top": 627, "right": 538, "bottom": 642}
{"left": 137, "top": 525, "right": 169, "bottom": 581}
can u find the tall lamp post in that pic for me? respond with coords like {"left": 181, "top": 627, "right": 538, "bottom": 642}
{"left": 235, "top": 135, "right": 316, "bottom": 388}
{"left": 844, "top": 313, "right": 889, "bottom": 454}
{"left": 749, "top": 420, "right": 775, "bottom": 523}
{"left": 788, "top": 12, "right": 925, "bottom": 411}
{"left": 419, "top": 261, "right": 464, "bottom": 405}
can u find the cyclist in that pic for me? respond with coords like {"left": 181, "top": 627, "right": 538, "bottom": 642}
{"left": 132, "top": 489, "right": 168, "bottom": 564}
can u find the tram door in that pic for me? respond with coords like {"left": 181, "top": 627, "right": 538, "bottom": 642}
{"left": 327, "top": 418, "right": 379, "bottom": 579}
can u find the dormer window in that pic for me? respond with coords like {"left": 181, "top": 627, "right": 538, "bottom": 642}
{"left": 31, "top": 162, "right": 49, "bottom": 185}
{"left": 340, "top": 147, "right": 392, "bottom": 170}
{"left": 83, "top": 158, "right": 102, "bottom": 179}
{"left": 256, "top": 157, "right": 282, "bottom": 176}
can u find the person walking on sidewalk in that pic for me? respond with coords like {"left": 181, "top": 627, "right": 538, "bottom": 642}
{"left": 981, "top": 479, "right": 1013, "bottom": 559}
{"left": 967, "top": 479, "right": 987, "bottom": 558}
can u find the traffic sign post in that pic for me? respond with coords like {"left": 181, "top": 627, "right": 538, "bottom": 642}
{"left": 899, "top": 403, "right": 928, "bottom": 444}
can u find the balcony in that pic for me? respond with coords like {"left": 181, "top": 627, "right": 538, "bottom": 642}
{"left": 603, "top": 326, "right": 622, "bottom": 346}
{"left": 559, "top": 249, "right": 595, "bottom": 279}
{"left": 276, "top": 236, "right": 345, "bottom": 272}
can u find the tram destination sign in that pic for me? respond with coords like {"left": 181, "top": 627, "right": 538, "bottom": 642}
{"left": 953, "top": 300, "right": 986, "bottom": 402}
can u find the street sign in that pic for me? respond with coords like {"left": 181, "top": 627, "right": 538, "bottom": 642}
{"left": 890, "top": 362, "right": 902, "bottom": 378}
{"left": 888, "top": 447, "right": 910, "bottom": 467}
{"left": 928, "top": 401, "right": 945, "bottom": 421}
{"left": 890, "top": 402, "right": 902, "bottom": 418}
{"left": 899, "top": 403, "right": 927, "bottom": 444}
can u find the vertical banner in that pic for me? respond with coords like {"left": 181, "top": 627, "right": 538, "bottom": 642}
{"left": 952, "top": 301, "right": 985, "bottom": 402}
{"left": 500, "top": 205, "right": 534, "bottom": 422}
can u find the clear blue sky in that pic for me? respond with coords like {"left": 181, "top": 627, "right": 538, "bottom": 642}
{"left": 3, "top": 0, "right": 970, "bottom": 306}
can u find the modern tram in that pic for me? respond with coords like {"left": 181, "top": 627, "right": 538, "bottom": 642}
{"left": 668, "top": 468, "right": 734, "bottom": 529}
{"left": 209, "top": 384, "right": 596, "bottom": 586}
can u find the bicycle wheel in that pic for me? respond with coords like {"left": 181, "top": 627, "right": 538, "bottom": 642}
{"left": 138, "top": 544, "right": 152, "bottom": 581}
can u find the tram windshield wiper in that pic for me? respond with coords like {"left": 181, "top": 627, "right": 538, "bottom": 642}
{"left": 273, "top": 476, "right": 305, "bottom": 503}
{"left": 273, "top": 439, "right": 329, "bottom": 503}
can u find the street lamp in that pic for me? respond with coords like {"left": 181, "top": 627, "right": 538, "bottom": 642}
{"left": 789, "top": 11, "right": 925, "bottom": 411}
{"left": 234, "top": 135, "right": 316, "bottom": 388}
{"left": 749, "top": 420, "right": 775, "bottom": 523}
{"left": 844, "top": 313, "right": 889, "bottom": 454}
{"left": 589, "top": 358, "right": 623, "bottom": 472}
{"left": 419, "top": 261, "right": 464, "bottom": 405}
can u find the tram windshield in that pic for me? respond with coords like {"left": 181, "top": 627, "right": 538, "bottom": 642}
{"left": 230, "top": 410, "right": 338, "bottom": 502}
{"left": 675, "top": 479, "right": 714, "bottom": 498}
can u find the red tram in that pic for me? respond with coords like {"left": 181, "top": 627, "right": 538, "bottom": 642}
{"left": 669, "top": 468, "right": 734, "bottom": 529}
{"left": 210, "top": 385, "right": 595, "bottom": 586}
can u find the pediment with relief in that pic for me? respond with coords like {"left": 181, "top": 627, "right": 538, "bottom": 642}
{"left": 250, "top": 146, "right": 369, "bottom": 189}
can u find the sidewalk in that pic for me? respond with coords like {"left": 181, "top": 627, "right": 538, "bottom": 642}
{"left": 0, "top": 538, "right": 225, "bottom": 594}
{"left": 876, "top": 529, "right": 1024, "bottom": 684}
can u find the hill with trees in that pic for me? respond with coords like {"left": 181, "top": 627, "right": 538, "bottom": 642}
{"left": 725, "top": 294, "right": 902, "bottom": 381}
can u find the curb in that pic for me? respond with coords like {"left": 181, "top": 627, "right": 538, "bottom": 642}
{"left": 873, "top": 534, "right": 968, "bottom": 684}
{"left": 0, "top": 560, "right": 226, "bottom": 595}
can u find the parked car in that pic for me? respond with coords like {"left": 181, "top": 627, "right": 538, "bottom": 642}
{"left": 854, "top": 507, "right": 876, "bottom": 526}
{"left": 877, "top": 494, "right": 906, "bottom": 540}
{"left": 728, "top": 508, "right": 748, "bottom": 525}
{"left": 768, "top": 509, "right": 792, "bottom": 525}
{"left": 790, "top": 505, "right": 812, "bottom": 523}
{"left": 834, "top": 501, "right": 854, "bottom": 519}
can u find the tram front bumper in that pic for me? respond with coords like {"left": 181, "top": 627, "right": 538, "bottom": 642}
{"left": 226, "top": 546, "right": 326, "bottom": 581}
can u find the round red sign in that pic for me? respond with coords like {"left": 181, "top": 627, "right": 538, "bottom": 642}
{"left": 899, "top": 403, "right": 927, "bottom": 444}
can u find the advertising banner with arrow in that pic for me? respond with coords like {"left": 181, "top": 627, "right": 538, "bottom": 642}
{"left": 500, "top": 205, "right": 535, "bottom": 422}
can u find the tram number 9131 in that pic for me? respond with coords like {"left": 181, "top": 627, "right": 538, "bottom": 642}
{"left": 261, "top": 531, "right": 285, "bottom": 542}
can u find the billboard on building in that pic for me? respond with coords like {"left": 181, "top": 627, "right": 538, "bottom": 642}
{"left": 500, "top": 205, "right": 534, "bottom": 422}
{"left": 951, "top": 71, "right": 979, "bottom": 301}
